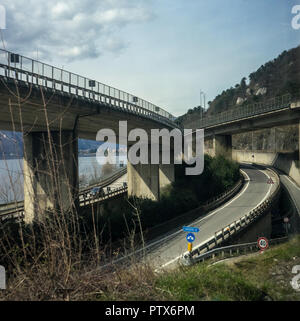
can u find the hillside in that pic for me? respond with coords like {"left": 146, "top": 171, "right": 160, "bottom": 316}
{"left": 177, "top": 45, "right": 300, "bottom": 125}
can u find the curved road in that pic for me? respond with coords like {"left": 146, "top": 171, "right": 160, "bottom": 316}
{"left": 143, "top": 164, "right": 278, "bottom": 269}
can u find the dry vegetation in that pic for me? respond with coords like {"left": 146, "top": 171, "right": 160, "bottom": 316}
{"left": 0, "top": 69, "right": 298, "bottom": 302}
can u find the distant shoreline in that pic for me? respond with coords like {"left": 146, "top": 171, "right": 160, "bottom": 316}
{"left": 0, "top": 155, "right": 23, "bottom": 160}
{"left": 0, "top": 153, "right": 127, "bottom": 160}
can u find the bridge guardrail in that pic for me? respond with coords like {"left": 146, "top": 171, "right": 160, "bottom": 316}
{"left": 81, "top": 186, "right": 127, "bottom": 207}
{"left": 0, "top": 49, "right": 176, "bottom": 127}
{"left": 185, "top": 94, "right": 292, "bottom": 129}
{"left": 0, "top": 186, "right": 128, "bottom": 221}
{"left": 0, "top": 168, "right": 128, "bottom": 221}
{"left": 80, "top": 167, "right": 127, "bottom": 195}
{"left": 201, "top": 173, "right": 244, "bottom": 212}
{"left": 183, "top": 168, "right": 281, "bottom": 263}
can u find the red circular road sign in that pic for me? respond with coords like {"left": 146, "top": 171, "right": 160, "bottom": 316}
{"left": 257, "top": 237, "right": 269, "bottom": 251}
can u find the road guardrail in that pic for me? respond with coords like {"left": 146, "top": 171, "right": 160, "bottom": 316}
{"left": 0, "top": 49, "right": 176, "bottom": 127}
{"left": 143, "top": 174, "right": 244, "bottom": 243}
{"left": 184, "top": 94, "right": 292, "bottom": 129}
{"left": 182, "top": 168, "right": 280, "bottom": 263}
{"left": 182, "top": 236, "right": 288, "bottom": 265}
{"left": 0, "top": 168, "right": 128, "bottom": 221}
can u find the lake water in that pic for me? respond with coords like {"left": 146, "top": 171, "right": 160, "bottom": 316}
{"left": 0, "top": 155, "right": 127, "bottom": 204}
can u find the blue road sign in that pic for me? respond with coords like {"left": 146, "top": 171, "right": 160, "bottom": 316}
{"left": 183, "top": 226, "right": 200, "bottom": 233}
{"left": 186, "top": 233, "right": 195, "bottom": 243}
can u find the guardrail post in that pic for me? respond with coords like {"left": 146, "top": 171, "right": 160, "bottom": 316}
{"left": 69, "top": 73, "right": 71, "bottom": 93}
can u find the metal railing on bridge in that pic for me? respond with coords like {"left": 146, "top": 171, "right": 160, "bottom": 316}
{"left": 0, "top": 49, "right": 176, "bottom": 127}
{"left": 187, "top": 94, "right": 292, "bottom": 129}
{"left": 0, "top": 167, "right": 127, "bottom": 221}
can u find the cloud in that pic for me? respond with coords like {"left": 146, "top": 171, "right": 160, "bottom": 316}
{"left": 0, "top": 0, "right": 153, "bottom": 61}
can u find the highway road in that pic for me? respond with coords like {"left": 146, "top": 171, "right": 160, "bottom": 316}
{"left": 142, "top": 164, "right": 279, "bottom": 270}
{"left": 79, "top": 173, "right": 127, "bottom": 203}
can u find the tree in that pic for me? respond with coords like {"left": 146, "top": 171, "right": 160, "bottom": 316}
{"left": 240, "top": 77, "right": 247, "bottom": 90}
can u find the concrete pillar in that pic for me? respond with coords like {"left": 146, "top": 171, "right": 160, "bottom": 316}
{"left": 213, "top": 134, "right": 232, "bottom": 159}
{"left": 159, "top": 142, "right": 175, "bottom": 192}
{"left": 127, "top": 142, "right": 176, "bottom": 201}
{"left": 159, "top": 163, "right": 175, "bottom": 191}
{"left": 127, "top": 161, "right": 159, "bottom": 201}
{"left": 23, "top": 130, "right": 78, "bottom": 223}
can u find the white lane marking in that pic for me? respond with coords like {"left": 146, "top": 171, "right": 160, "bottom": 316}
{"left": 158, "top": 170, "right": 251, "bottom": 269}
{"left": 242, "top": 170, "right": 250, "bottom": 181}
{"left": 254, "top": 169, "right": 273, "bottom": 207}
{"left": 134, "top": 169, "right": 252, "bottom": 262}
{"left": 188, "top": 169, "right": 250, "bottom": 224}
{"left": 159, "top": 167, "right": 274, "bottom": 270}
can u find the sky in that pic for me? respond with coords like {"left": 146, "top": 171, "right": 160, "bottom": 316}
{"left": 1, "top": 0, "right": 300, "bottom": 117}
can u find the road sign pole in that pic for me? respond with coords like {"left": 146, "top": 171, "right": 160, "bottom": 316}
{"left": 188, "top": 243, "right": 192, "bottom": 252}
{"left": 284, "top": 217, "right": 289, "bottom": 236}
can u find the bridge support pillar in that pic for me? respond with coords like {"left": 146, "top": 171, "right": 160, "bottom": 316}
{"left": 159, "top": 163, "right": 175, "bottom": 192}
{"left": 127, "top": 144, "right": 175, "bottom": 201}
{"left": 213, "top": 135, "right": 232, "bottom": 159}
{"left": 127, "top": 161, "right": 159, "bottom": 201}
{"left": 23, "top": 130, "right": 78, "bottom": 223}
{"left": 159, "top": 144, "right": 175, "bottom": 192}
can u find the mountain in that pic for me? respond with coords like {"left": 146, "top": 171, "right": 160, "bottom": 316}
{"left": 176, "top": 45, "right": 300, "bottom": 125}
{"left": 0, "top": 131, "right": 104, "bottom": 159}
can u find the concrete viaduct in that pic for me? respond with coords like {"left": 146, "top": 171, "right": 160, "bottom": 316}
{"left": 0, "top": 49, "right": 299, "bottom": 224}
{"left": 0, "top": 50, "right": 178, "bottom": 223}
{"left": 185, "top": 94, "right": 300, "bottom": 164}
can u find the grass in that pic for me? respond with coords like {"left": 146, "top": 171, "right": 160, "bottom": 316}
{"left": 0, "top": 154, "right": 241, "bottom": 301}
{"left": 99, "top": 235, "right": 300, "bottom": 301}
{"left": 1, "top": 235, "right": 300, "bottom": 301}
{"left": 153, "top": 235, "right": 300, "bottom": 301}
{"left": 155, "top": 263, "right": 264, "bottom": 301}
